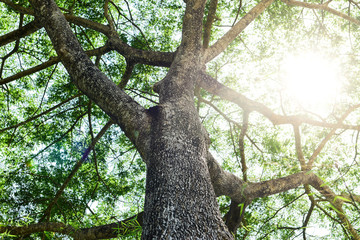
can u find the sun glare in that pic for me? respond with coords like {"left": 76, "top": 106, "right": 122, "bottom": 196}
{"left": 282, "top": 52, "right": 341, "bottom": 113}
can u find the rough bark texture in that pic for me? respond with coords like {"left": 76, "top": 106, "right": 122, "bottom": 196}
{"left": 141, "top": 1, "right": 234, "bottom": 238}
{"left": 143, "top": 99, "right": 232, "bottom": 239}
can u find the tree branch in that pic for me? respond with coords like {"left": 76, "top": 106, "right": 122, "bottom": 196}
{"left": 30, "top": 0, "right": 151, "bottom": 157}
{"left": 293, "top": 124, "right": 306, "bottom": 170}
{"left": 282, "top": 0, "right": 360, "bottom": 26}
{"left": 108, "top": 35, "right": 175, "bottom": 67}
{"left": 203, "top": 0, "right": 218, "bottom": 49}
{"left": 204, "top": 0, "right": 275, "bottom": 62}
{"left": 207, "top": 151, "right": 312, "bottom": 202}
{"left": 307, "top": 104, "right": 359, "bottom": 169}
{"left": 0, "top": 212, "right": 143, "bottom": 240}
{"left": 239, "top": 111, "right": 249, "bottom": 181}
{"left": 0, "top": 45, "right": 111, "bottom": 85}
{"left": 208, "top": 151, "right": 360, "bottom": 239}
{"left": 39, "top": 120, "right": 114, "bottom": 222}
{"left": 0, "top": 20, "right": 41, "bottom": 47}
{"left": 1, "top": 0, "right": 174, "bottom": 68}
{"left": 0, "top": 94, "right": 82, "bottom": 133}
{"left": 199, "top": 72, "right": 360, "bottom": 130}
{"left": 309, "top": 175, "right": 360, "bottom": 239}
{"left": 224, "top": 200, "right": 244, "bottom": 234}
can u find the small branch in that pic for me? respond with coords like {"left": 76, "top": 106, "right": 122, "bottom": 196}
{"left": 302, "top": 199, "right": 315, "bottom": 239}
{"left": 0, "top": 45, "right": 111, "bottom": 85}
{"left": 257, "top": 192, "right": 306, "bottom": 234}
{"left": 0, "top": 13, "right": 23, "bottom": 78}
{"left": 118, "top": 61, "right": 135, "bottom": 89}
{"left": 229, "top": 123, "right": 242, "bottom": 169}
{"left": 309, "top": 174, "right": 360, "bottom": 239}
{"left": 104, "top": 0, "right": 116, "bottom": 31}
{"left": 282, "top": 0, "right": 360, "bottom": 26}
{"left": 293, "top": 124, "right": 306, "bottom": 170}
{"left": 232, "top": 0, "right": 243, "bottom": 26}
{"left": 199, "top": 96, "right": 262, "bottom": 154}
{"left": 109, "top": 0, "right": 152, "bottom": 50}
{"left": 307, "top": 105, "right": 358, "bottom": 169}
{"left": 0, "top": 94, "right": 82, "bottom": 133}
{"left": 239, "top": 111, "right": 249, "bottom": 182}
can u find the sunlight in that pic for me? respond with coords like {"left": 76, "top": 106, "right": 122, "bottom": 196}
{"left": 281, "top": 51, "right": 341, "bottom": 113}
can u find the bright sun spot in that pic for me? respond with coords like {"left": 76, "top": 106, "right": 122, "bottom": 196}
{"left": 282, "top": 51, "right": 341, "bottom": 113}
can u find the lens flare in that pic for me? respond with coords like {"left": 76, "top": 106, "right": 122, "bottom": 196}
{"left": 282, "top": 52, "right": 341, "bottom": 113}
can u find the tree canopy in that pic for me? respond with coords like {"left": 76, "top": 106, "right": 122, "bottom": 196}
{"left": 1, "top": 0, "right": 360, "bottom": 239}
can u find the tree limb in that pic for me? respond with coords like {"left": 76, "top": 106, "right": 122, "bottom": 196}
{"left": 0, "top": 212, "right": 143, "bottom": 240}
{"left": 0, "top": 45, "right": 111, "bottom": 85}
{"left": 0, "top": 94, "right": 82, "bottom": 133}
{"left": 282, "top": 0, "right": 360, "bottom": 26}
{"left": 293, "top": 124, "right": 306, "bottom": 170}
{"left": 204, "top": 0, "right": 275, "bottom": 62}
{"left": 239, "top": 111, "right": 249, "bottom": 181}
{"left": 0, "top": 20, "right": 41, "bottom": 47}
{"left": 203, "top": 0, "right": 218, "bottom": 49}
{"left": 307, "top": 104, "right": 359, "bottom": 169}
{"left": 30, "top": 0, "right": 151, "bottom": 157}
{"left": 39, "top": 120, "right": 114, "bottom": 222}
{"left": 199, "top": 72, "right": 360, "bottom": 130}
{"left": 107, "top": 35, "right": 175, "bottom": 67}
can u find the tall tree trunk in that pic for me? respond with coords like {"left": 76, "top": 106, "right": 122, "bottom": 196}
{"left": 142, "top": 57, "right": 233, "bottom": 238}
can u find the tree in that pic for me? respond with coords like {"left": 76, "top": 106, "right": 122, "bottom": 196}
{"left": 1, "top": 0, "right": 360, "bottom": 239}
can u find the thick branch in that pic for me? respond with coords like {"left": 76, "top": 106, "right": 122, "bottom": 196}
{"left": 30, "top": 0, "right": 151, "bottom": 156}
{"left": 0, "top": 0, "right": 34, "bottom": 15}
{"left": 0, "top": 20, "right": 41, "bottom": 47}
{"left": 0, "top": 212, "right": 143, "bottom": 240}
{"left": 108, "top": 35, "right": 175, "bottom": 67}
{"left": 204, "top": 0, "right": 275, "bottom": 62}
{"left": 207, "top": 152, "right": 312, "bottom": 202}
{"left": 224, "top": 201, "right": 244, "bottom": 234}
{"left": 0, "top": 222, "right": 75, "bottom": 238}
{"left": 245, "top": 172, "right": 312, "bottom": 200}
{"left": 208, "top": 151, "right": 359, "bottom": 238}
{"left": 181, "top": 0, "right": 207, "bottom": 51}
{"left": 199, "top": 72, "right": 360, "bottom": 130}
{"left": 64, "top": 14, "right": 112, "bottom": 35}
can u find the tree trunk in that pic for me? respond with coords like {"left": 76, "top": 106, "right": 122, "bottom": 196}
{"left": 142, "top": 61, "right": 233, "bottom": 239}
